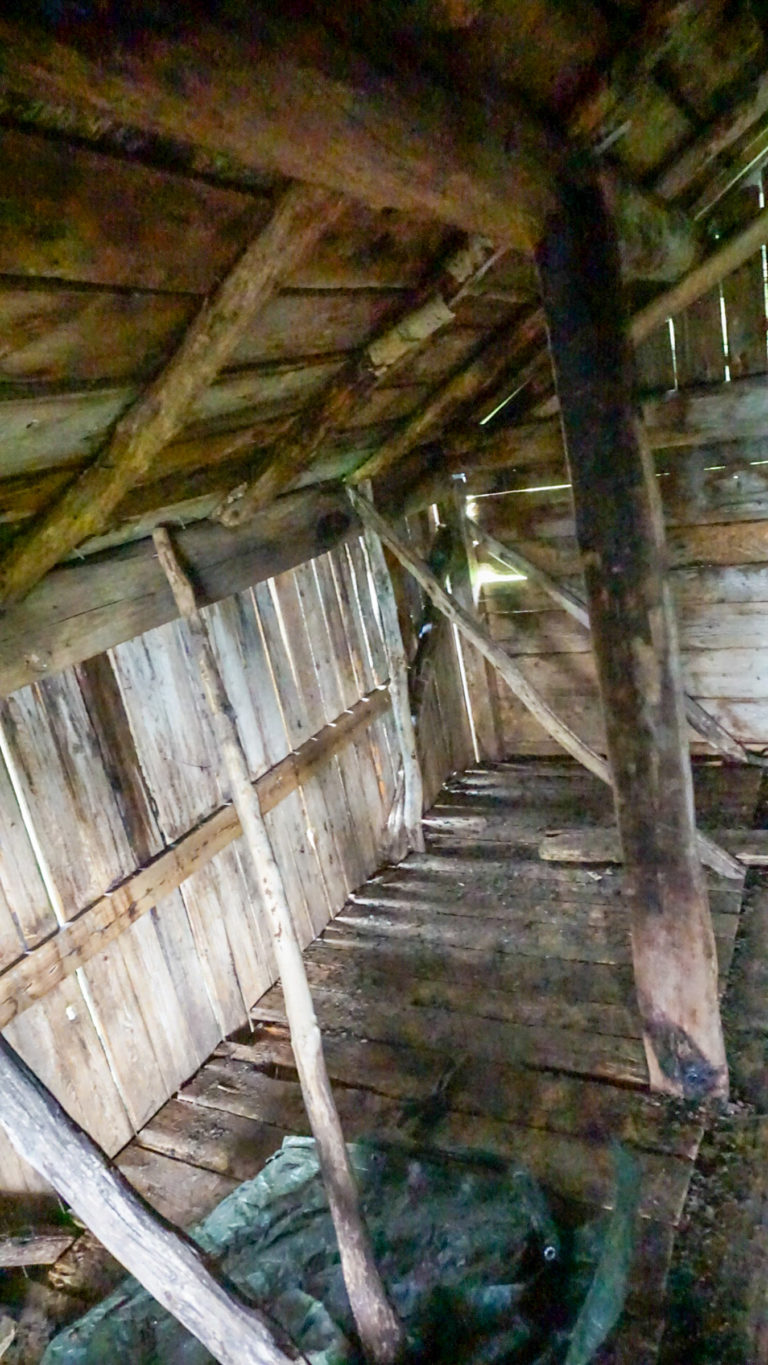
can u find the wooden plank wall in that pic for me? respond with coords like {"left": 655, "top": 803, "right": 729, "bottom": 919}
{"left": 0, "top": 539, "right": 399, "bottom": 1198}
{"left": 389, "top": 510, "right": 477, "bottom": 806}
{"left": 477, "top": 175, "right": 768, "bottom": 758}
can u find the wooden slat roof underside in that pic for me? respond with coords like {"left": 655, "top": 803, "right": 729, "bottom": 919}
{"left": 0, "top": 0, "right": 767, "bottom": 597}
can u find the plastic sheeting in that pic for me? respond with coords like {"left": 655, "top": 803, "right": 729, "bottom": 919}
{"left": 44, "top": 1137, "right": 638, "bottom": 1365}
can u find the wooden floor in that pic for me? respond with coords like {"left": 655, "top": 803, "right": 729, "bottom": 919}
{"left": 46, "top": 760, "right": 764, "bottom": 1361}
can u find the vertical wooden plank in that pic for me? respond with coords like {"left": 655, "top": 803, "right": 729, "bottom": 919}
{"left": 110, "top": 623, "right": 223, "bottom": 842}
{"left": 150, "top": 891, "right": 222, "bottom": 1066}
{"left": 0, "top": 675, "right": 135, "bottom": 917}
{"left": 76, "top": 653, "right": 163, "bottom": 866}
{"left": 4, "top": 975, "right": 134, "bottom": 1153}
{"left": 78, "top": 939, "right": 170, "bottom": 1132}
{"left": 721, "top": 185, "right": 767, "bottom": 381}
{"left": 634, "top": 325, "right": 676, "bottom": 394}
{"left": 0, "top": 749, "right": 55, "bottom": 953}
{"left": 250, "top": 581, "right": 326, "bottom": 944}
{"left": 262, "top": 571, "right": 348, "bottom": 929}
{"left": 675, "top": 288, "right": 727, "bottom": 387}
{"left": 180, "top": 862, "right": 250, "bottom": 1039}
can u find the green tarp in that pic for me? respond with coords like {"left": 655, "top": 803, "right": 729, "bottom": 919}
{"left": 44, "top": 1137, "right": 638, "bottom": 1365}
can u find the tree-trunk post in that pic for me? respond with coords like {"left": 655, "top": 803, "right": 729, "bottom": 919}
{"left": 153, "top": 528, "right": 404, "bottom": 1365}
{"left": 535, "top": 169, "right": 728, "bottom": 1101}
{"left": 357, "top": 485, "right": 425, "bottom": 856}
{"left": 0, "top": 1035, "right": 296, "bottom": 1365}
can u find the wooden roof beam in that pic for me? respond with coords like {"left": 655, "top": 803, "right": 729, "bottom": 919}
{"left": 0, "top": 183, "right": 345, "bottom": 609}
{"left": 0, "top": 12, "right": 698, "bottom": 280}
{"left": 536, "top": 171, "right": 729, "bottom": 1101}
{"left": 216, "top": 235, "right": 505, "bottom": 528}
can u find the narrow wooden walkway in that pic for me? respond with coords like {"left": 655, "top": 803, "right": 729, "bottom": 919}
{"left": 55, "top": 759, "right": 762, "bottom": 1362}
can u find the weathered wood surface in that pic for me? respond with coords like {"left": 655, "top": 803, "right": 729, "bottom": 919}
{"left": 540, "top": 828, "right": 768, "bottom": 867}
{"left": 153, "top": 526, "right": 403, "bottom": 1363}
{"left": 350, "top": 490, "right": 740, "bottom": 880}
{"left": 536, "top": 173, "right": 728, "bottom": 1099}
{"left": 0, "top": 1035, "right": 295, "bottom": 1365}
{"left": 0, "top": 184, "right": 346, "bottom": 606}
{"left": 0, "top": 483, "right": 356, "bottom": 698}
{"left": 0, "top": 1229, "right": 76, "bottom": 1267}
{"left": 0, "top": 11, "right": 700, "bottom": 283}
{"left": 109, "top": 758, "right": 762, "bottom": 1363}
{"left": 474, "top": 521, "right": 758, "bottom": 766}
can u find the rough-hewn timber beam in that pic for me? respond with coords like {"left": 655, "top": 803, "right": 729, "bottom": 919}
{"left": 535, "top": 170, "right": 728, "bottom": 1101}
{"left": 154, "top": 527, "right": 403, "bottom": 1365}
{"left": 0, "top": 484, "right": 357, "bottom": 699}
{"left": 348, "top": 490, "right": 741, "bottom": 884}
{"left": 471, "top": 520, "right": 760, "bottom": 768}
{"left": 0, "top": 13, "right": 697, "bottom": 280}
{"left": 0, "top": 1037, "right": 296, "bottom": 1365}
{"left": 0, "top": 688, "right": 390, "bottom": 1030}
{"left": 0, "top": 182, "right": 345, "bottom": 609}
{"left": 216, "top": 235, "right": 505, "bottom": 528}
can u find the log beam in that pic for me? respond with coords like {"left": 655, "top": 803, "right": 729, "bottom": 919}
{"left": 0, "top": 13, "right": 698, "bottom": 280}
{"left": 535, "top": 170, "right": 728, "bottom": 1101}
{"left": 217, "top": 235, "right": 505, "bottom": 528}
{"left": 153, "top": 527, "right": 403, "bottom": 1365}
{"left": 348, "top": 490, "right": 741, "bottom": 884}
{"left": 0, "top": 1038, "right": 294, "bottom": 1365}
{"left": 0, "top": 182, "right": 345, "bottom": 608}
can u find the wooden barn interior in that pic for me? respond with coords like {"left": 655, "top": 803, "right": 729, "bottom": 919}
{"left": 4, "top": 1, "right": 768, "bottom": 1360}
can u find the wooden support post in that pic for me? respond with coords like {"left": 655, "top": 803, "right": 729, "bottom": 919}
{"left": 0, "top": 1035, "right": 295, "bottom": 1365}
{"left": 152, "top": 528, "right": 403, "bottom": 1365}
{"left": 439, "top": 486, "right": 502, "bottom": 762}
{"left": 357, "top": 488, "right": 425, "bottom": 856}
{"left": 535, "top": 170, "right": 729, "bottom": 1101}
{"left": 470, "top": 520, "right": 760, "bottom": 768}
{"left": 348, "top": 490, "right": 741, "bottom": 889}
{"left": 0, "top": 183, "right": 346, "bottom": 608}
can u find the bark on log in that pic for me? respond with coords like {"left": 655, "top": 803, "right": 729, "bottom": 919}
{"left": 152, "top": 527, "right": 403, "bottom": 1365}
{"left": 535, "top": 170, "right": 729, "bottom": 1101}
{"left": 0, "top": 13, "right": 698, "bottom": 280}
{"left": 0, "top": 183, "right": 345, "bottom": 609}
{"left": 0, "top": 1035, "right": 295, "bottom": 1365}
{"left": 348, "top": 491, "right": 741, "bottom": 884}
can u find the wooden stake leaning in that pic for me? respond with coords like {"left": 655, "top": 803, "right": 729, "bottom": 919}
{"left": 357, "top": 486, "right": 425, "bottom": 856}
{"left": 348, "top": 491, "right": 741, "bottom": 882}
{"left": 0, "top": 1035, "right": 295, "bottom": 1365}
{"left": 469, "top": 520, "right": 760, "bottom": 768}
{"left": 152, "top": 527, "right": 403, "bottom": 1365}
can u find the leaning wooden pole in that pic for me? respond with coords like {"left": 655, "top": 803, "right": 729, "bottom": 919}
{"left": 0, "top": 1035, "right": 295, "bottom": 1365}
{"left": 358, "top": 486, "right": 425, "bottom": 855}
{"left": 347, "top": 491, "right": 741, "bottom": 887}
{"left": 153, "top": 528, "right": 403, "bottom": 1365}
{"left": 535, "top": 170, "right": 729, "bottom": 1101}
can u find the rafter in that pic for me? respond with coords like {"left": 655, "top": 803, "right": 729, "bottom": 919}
{"left": 216, "top": 235, "right": 505, "bottom": 528}
{"left": 0, "top": 183, "right": 346, "bottom": 608}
